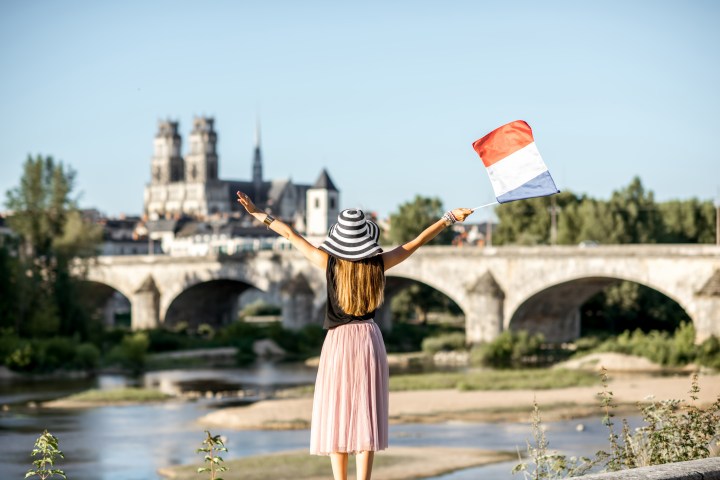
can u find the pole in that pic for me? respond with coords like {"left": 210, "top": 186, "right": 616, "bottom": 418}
{"left": 715, "top": 189, "right": 720, "bottom": 246}
{"left": 486, "top": 219, "right": 492, "bottom": 247}
{"left": 550, "top": 195, "right": 558, "bottom": 246}
{"left": 716, "top": 204, "right": 720, "bottom": 246}
{"left": 471, "top": 201, "right": 499, "bottom": 212}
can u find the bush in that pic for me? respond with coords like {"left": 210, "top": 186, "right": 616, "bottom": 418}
{"left": 239, "top": 300, "right": 281, "bottom": 317}
{"left": 471, "top": 330, "right": 545, "bottom": 368}
{"left": 697, "top": 335, "right": 720, "bottom": 369}
{"left": 146, "top": 328, "right": 193, "bottom": 352}
{"left": 421, "top": 332, "right": 466, "bottom": 354}
{"left": 589, "top": 322, "right": 699, "bottom": 366}
{"left": 106, "top": 332, "right": 149, "bottom": 373}
{"left": 41, "top": 337, "right": 77, "bottom": 369}
{"left": 73, "top": 343, "right": 100, "bottom": 370}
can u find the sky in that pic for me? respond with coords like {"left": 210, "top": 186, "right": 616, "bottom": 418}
{"left": 1, "top": 0, "right": 719, "bottom": 222}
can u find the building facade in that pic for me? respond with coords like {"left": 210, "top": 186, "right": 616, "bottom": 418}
{"left": 143, "top": 116, "right": 339, "bottom": 235}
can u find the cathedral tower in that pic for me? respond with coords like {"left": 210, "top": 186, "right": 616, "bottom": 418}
{"left": 252, "top": 121, "right": 263, "bottom": 203}
{"left": 306, "top": 169, "right": 339, "bottom": 236}
{"left": 185, "top": 117, "right": 218, "bottom": 183}
{"left": 151, "top": 120, "right": 183, "bottom": 184}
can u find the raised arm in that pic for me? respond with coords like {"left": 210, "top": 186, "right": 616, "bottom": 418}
{"left": 237, "top": 191, "right": 328, "bottom": 269}
{"left": 382, "top": 208, "right": 473, "bottom": 271}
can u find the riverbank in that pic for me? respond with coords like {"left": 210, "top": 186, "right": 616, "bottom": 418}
{"left": 198, "top": 373, "right": 720, "bottom": 430}
{"left": 157, "top": 446, "right": 516, "bottom": 480}
{"left": 42, "top": 387, "right": 172, "bottom": 408}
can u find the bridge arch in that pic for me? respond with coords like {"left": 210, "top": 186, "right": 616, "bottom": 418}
{"left": 384, "top": 273, "right": 467, "bottom": 314}
{"left": 158, "top": 266, "right": 272, "bottom": 325}
{"left": 377, "top": 274, "right": 467, "bottom": 330}
{"left": 508, "top": 275, "right": 693, "bottom": 342}
{"left": 164, "top": 278, "right": 261, "bottom": 328}
{"left": 77, "top": 279, "right": 132, "bottom": 328}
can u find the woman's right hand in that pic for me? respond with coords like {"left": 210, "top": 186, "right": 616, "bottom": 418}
{"left": 236, "top": 191, "right": 260, "bottom": 214}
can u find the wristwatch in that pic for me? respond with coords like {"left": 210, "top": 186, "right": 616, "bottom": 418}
{"left": 263, "top": 214, "right": 276, "bottom": 227}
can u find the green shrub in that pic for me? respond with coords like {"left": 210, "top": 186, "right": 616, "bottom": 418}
{"left": 106, "top": 332, "right": 149, "bottom": 373}
{"left": 239, "top": 300, "right": 281, "bottom": 317}
{"left": 268, "top": 323, "right": 325, "bottom": 358}
{"left": 515, "top": 373, "right": 720, "bottom": 478}
{"left": 697, "top": 335, "right": 720, "bottom": 369}
{"left": 73, "top": 343, "right": 100, "bottom": 370}
{"left": 41, "top": 337, "right": 77, "bottom": 370}
{"left": 471, "top": 330, "right": 545, "bottom": 368}
{"left": 421, "top": 332, "right": 466, "bottom": 354}
{"left": 146, "top": 328, "right": 193, "bottom": 352}
{"left": 589, "top": 322, "right": 700, "bottom": 367}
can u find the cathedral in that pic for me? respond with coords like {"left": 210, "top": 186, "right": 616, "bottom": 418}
{"left": 143, "top": 116, "right": 339, "bottom": 236}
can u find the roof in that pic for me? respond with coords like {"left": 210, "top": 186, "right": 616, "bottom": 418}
{"left": 312, "top": 169, "right": 338, "bottom": 191}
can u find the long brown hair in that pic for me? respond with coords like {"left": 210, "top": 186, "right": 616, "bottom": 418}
{"left": 334, "top": 257, "right": 385, "bottom": 316}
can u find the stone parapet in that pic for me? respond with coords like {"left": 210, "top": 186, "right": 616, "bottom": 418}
{"left": 578, "top": 458, "right": 720, "bottom": 479}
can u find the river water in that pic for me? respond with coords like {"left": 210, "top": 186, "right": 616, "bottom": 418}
{"left": 0, "top": 362, "right": 621, "bottom": 480}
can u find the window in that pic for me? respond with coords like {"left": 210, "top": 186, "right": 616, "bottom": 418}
{"left": 315, "top": 198, "right": 320, "bottom": 208}
{"left": 330, "top": 197, "right": 335, "bottom": 209}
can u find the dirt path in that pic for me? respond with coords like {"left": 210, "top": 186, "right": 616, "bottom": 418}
{"left": 198, "top": 373, "right": 720, "bottom": 430}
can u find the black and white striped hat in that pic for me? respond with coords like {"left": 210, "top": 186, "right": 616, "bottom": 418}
{"left": 319, "top": 209, "right": 383, "bottom": 261}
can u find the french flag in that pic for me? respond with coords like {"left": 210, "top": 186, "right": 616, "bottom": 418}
{"left": 472, "top": 120, "right": 559, "bottom": 203}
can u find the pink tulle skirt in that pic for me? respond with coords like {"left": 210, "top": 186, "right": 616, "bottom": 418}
{"left": 310, "top": 320, "right": 389, "bottom": 455}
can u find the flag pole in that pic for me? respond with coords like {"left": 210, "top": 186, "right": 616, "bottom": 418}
{"left": 471, "top": 201, "right": 498, "bottom": 212}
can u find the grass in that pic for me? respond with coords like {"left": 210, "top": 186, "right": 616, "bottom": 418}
{"left": 159, "top": 450, "right": 414, "bottom": 480}
{"left": 59, "top": 387, "right": 171, "bottom": 403}
{"left": 389, "top": 368, "right": 598, "bottom": 391}
{"left": 279, "top": 368, "right": 598, "bottom": 397}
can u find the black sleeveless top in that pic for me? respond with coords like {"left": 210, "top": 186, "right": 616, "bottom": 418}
{"left": 323, "top": 255, "right": 384, "bottom": 329}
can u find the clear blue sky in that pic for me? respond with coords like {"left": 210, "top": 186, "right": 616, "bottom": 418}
{"left": 1, "top": 0, "right": 718, "bottom": 221}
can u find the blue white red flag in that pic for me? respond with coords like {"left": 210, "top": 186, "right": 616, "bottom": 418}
{"left": 472, "top": 120, "right": 559, "bottom": 204}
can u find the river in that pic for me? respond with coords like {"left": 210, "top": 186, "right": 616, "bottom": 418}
{"left": 0, "top": 362, "right": 621, "bottom": 480}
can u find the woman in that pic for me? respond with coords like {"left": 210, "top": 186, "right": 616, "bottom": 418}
{"left": 236, "top": 191, "right": 472, "bottom": 480}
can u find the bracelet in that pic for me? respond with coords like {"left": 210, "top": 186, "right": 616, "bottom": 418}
{"left": 263, "top": 214, "right": 276, "bottom": 228}
{"left": 442, "top": 211, "right": 457, "bottom": 227}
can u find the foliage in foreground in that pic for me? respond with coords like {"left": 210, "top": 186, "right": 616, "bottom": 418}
{"left": 26, "top": 430, "right": 66, "bottom": 480}
{"left": 513, "top": 371, "right": 720, "bottom": 479}
{"left": 197, "top": 431, "right": 228, "bottom": 480}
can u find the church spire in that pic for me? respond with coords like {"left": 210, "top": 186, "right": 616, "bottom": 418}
{"left": 252, "top": 118, "right": 263, "bottom": 203}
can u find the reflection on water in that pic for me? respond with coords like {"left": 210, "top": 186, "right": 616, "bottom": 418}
{"left": 0, "top": 362, "right": 628, "bottom": 480}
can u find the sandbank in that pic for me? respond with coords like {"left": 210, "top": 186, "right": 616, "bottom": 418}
{"left": 198, "top": 373, "right": 720, "bottom": 430}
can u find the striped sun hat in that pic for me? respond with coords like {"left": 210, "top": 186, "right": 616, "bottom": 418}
{"left": 319, "top": 209, "right": 383, "bottom": 261}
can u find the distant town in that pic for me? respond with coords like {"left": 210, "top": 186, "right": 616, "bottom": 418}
{"left": 0, "top": 116, "right": 492, "bottom": 258}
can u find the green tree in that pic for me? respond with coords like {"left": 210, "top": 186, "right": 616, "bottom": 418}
{"left": 3, "top": 155, "right": 102, "bottom": 339}
{"left": 606, "top": 176, "right": 662, "bottom": 243}
{"left": 495, "top": 177, "right": 669, "bottom": 245}
{"left": 387, "top": 195, "right": 453, "bottom": 245}
{"left": 494, "top": 191, "right": 579, "bottom": 245}
{"left": 658, "top": 198, "right": 716, "bottom": 243}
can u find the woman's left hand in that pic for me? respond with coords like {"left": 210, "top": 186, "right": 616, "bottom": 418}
{"left": 451, "top": 208, "right": 474, "bottom": 222}
{"left": 236, "top": 191, "right": 260, "bottom": 214}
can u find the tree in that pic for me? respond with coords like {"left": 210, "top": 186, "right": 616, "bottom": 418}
{"left": 494, "top": 178, "right": 678, "bottom": 245}
{"left": 387, "top": 195, "right": 453, "bottom": 245}
{"left": 3, "top": 155, "right": 102, "bottom": 338}
{"left": 494, "top": 191, "right": 579, "bottom": 245}
{"left": 658, "top": 199, "right": 716, "bottom": 243}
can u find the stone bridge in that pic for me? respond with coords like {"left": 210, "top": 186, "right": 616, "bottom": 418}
{"left": 83, "top": 245, "right": 720, "bottom": 343}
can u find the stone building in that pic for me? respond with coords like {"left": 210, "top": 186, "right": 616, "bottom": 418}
{"left": 143, "top": 116, "right": 339, "bottom": 235}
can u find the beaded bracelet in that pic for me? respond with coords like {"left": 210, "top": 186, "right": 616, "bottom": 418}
{"left": 442, "top": 211, "right": 457, "bottom": 226}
